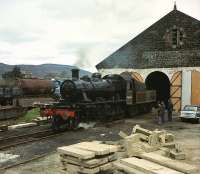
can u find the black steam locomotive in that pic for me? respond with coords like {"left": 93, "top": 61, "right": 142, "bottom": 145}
{"left": 41, "top": 69, "right": 156, "bottom": 131}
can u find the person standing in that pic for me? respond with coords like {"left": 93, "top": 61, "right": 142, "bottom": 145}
{"left": 167, "top": 99, "right": 173, "bottom": 122}
{"left": 160, "top": 101, "right": 165, "bottom": 123}
{"left": 157, "top": 101, "right": 165, "bottom": 124}
{"left": 157, "top": 102, "right": 162, "bottom": 124}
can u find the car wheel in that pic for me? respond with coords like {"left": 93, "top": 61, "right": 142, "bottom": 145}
{"left": 195, "top": 118, "right": 199, "bottom": 124}
{"left": 180, "top": 117, "right": 186, "bottom": 122}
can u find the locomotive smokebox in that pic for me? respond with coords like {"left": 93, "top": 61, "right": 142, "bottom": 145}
{"left": 71, "top": 69, "right": 79, "bottom": 80}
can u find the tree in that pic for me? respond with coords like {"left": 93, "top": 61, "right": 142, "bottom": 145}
{"left": 44, "top": 73, "right": 57, "bottom": 79}
{"left": 2, "top": 66, "right": 24, "bottom": 80}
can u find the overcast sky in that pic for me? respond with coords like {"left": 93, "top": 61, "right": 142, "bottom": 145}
{"left": 0, "top": 0, "right": 199, "bottom": 72}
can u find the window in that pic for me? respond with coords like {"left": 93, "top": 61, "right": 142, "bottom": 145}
{"left": 180, "top": 31, "right": 183, "bottom": 42}
{"left": 183, "top": 105, "right": 197, "bottom": 111}
{"left": 172, "top": 28, "right": 178, "bottom": 46}
{"left": 171, "top": 27, "right": 185, "bottom": 48}
{"left": 165, "top": 26, "right": 185, "bottom": 48}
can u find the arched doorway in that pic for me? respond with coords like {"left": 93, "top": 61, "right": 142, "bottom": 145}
{"left": 145, "top": 71, "right": 170, "bottom": 106}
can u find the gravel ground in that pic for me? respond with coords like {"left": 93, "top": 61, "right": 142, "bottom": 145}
{"left": 2, "top": 112, "right": 200, "bottom": 174}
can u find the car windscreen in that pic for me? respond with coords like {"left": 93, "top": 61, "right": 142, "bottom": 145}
{"left": 183, "top": 106, "right": 197, "bottom": 111}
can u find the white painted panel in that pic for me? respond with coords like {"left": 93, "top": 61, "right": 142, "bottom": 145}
{"left": 181, "top": 71, "right": 191, "bottom": 109}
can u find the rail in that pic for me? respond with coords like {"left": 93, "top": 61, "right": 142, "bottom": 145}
{"left": 0, "top": 129, "right": 65, "bottom": 150}
{"left": 0, "top": 151, "right": 55, "bottom": 172}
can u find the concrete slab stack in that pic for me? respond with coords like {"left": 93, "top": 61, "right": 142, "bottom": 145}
{"left": 57, "top": 141, "right": 119, "bottom": 174}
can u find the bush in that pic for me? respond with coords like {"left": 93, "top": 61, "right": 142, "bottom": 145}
{"left": 18, "top": 108, "right": 40, "bottom": 123}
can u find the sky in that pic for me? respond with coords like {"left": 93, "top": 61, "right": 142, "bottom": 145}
{"left": 0, "top": 0, "right": 199, "bottom": 72}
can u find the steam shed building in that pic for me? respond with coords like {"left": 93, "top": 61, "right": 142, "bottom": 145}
{"left": 96, "top": 5, "right": 200, "bottom": 111}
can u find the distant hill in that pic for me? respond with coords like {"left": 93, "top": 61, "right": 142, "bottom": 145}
{"left": 0, "top": 63, "right": 91, "bottom": 79}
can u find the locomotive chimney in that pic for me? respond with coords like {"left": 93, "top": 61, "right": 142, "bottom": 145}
{"left": 71, "top": 68, "right": 79, "bottom": 80}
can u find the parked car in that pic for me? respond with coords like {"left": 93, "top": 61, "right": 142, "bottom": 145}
{"left": 180, "top": 105, "right": 200, "bottom": 123}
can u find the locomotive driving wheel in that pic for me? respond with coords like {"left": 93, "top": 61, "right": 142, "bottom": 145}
{"left": 52, "top": 116, "right": 61, "bottom": 132}
{"left": 52, "top": 116, "right": 69, "bottom": 132}
{"left": 67, "top": 117, "right": 79, "bottom": 130}
{"left": 52, "top": 116, "right": 67, "bottom": 132}
{"left": 52, "top": 114, "right": 80, "bottom": 132}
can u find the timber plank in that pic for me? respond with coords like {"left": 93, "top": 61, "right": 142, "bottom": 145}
{"left": 114, "top": 162, "right": 145, "bottom": 174}
{"left": 66, "top": 163, "right": 100, "bottom": 174}
{"left": 74, "top": 142, "right": 118, "bottom": 155}
{"left": 120, "top": 157, "right": 184, "bottom": 174}
{"left": 57, "top": 146, "right": 95, "bottom": 159}
{"left": 61, "top": 156, "right": 109, "bottom": 168}
{"left": 140, "top": 152, "right": 198, "bottom": 174}
{"left": 100, "top": 162, "right": 113, "bottom": 171}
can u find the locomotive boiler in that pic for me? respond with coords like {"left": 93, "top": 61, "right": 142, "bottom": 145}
{"left": 41, "top": 69, "right": 156, "bottom": 131}
{"left": 17, "top": 79, "right": 55, "bottom": 96}
{"left": 60, "top": 73, "right": 126, "bottom": 102}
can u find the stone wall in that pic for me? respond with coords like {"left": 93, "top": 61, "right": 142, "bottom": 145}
{"left": 96, "top": 10, "right": 200, "bottom": 69}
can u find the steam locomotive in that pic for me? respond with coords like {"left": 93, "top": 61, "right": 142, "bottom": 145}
{"left": 41, "top": 69, "right": 156, "bottom": 131}
{"left": 0, "top": 78, "right": 57, "bottom": 120}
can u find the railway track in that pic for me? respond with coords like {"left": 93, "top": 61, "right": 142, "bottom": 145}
{"left": 0, "top": 129, "right": 65, "bottom": 150}
{"left": 0, "top": 128, "right": 69, "bottom": 171}
{"left": 0, "top": 151, "right": 54, "bottom": 172}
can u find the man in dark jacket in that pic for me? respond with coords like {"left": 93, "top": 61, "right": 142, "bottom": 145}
{"left": 168, "top": 99, "right": 173, "bottom": 122}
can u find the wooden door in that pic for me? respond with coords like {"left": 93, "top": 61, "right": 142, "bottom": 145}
{"left": 131, "top": 72, "right": 143, "bottom": 82}
{"left": 191, "top": 70, "right": 200, "bottom": 105}
{"left": 170, "top": 71, "right": 182, "bottom": 111}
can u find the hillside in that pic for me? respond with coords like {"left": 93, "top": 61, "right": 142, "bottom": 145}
{"left": 0, "top": 63, "right": 91, "bottom": 79}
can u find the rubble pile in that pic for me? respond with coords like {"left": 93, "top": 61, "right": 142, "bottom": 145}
{"left": 57, "top": 141, "right": 119, "bottom": 174}
{"left": 114, "top": 125, "right": 198, "bottom": 174}
{"left": 119, "top": 124, "right": 185, "bottom": 160}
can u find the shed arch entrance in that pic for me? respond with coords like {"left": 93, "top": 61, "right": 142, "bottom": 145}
{"left": 145, "top": 71, "right": 170, "bottom": 107}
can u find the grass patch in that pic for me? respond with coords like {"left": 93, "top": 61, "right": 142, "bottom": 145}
{"left": 17, "top": 108, "right": 40, "bottom": 123}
